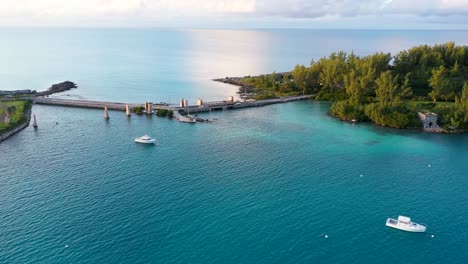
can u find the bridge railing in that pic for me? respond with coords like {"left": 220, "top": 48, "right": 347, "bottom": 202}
{"left": 202, "top": 101, "right": 234, "bottom": 107}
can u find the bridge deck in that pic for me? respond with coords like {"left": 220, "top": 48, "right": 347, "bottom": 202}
{"left": 33, "top": 95, "right": 312, "bottom": 113}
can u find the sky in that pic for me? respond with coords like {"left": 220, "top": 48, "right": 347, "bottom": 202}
{"left": 0, "top": 0, "right": 467, "bottom": 29}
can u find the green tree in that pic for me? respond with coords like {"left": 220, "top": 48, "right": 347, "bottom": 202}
{"left": 400, "top": 73, "right": 414, "bottom": 99}
{"left": 343, "top": 64, "right": 375, "bottom": 104}
{"left": 292, "top": 65, "right": 311, "bottom": 95}
{"left": 318, "top": 52, "right": 347, "bottom": 91}
{"left": 450, "top": 83, "right": 468, "bottom": 128}
{"left": 279, "top": 74, "right": 295, "bottom": 93}
{"left": 428, "top": 66, "right": 450, "bottom": 102}
{"left": 375, "top": 71, "right": 400, "bottom": 103}
{"left": 375, "top": 71, "right": 413, "bottom": 102}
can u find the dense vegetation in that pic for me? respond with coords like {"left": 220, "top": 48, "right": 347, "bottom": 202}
{"left": 156, "top": 109, "right": 173, "bottom": 118}
{"left": 133, "top": 106, "right": 145, "bottom": 114}
{"left": 0, "top": 100, "right": 32, "bottom": 134}
{"left": 133, "top": 106, "right": 173, "bottom": 118}
{"left": 241, "top": 42, "right": 468, "bottom": 130}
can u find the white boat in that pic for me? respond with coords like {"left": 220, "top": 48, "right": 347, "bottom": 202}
{"left": 173, "top": 111, "right": 196, "bottom": 123}
{"left": 134, "top": 135, "right": 156, "bottom": 144}
{"left": 176, "top": 115, "right": 196, "bottom": 123}
{"left": 386, "top": 216, "right": 426, "bottom": 232}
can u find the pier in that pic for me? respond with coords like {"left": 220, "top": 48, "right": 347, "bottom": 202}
{"left": 33, "top": 95, "right": 311, "bottom": 114}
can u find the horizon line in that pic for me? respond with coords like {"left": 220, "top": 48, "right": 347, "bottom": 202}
{"left": 1, "top": 26, "right": 468, "bottom": 31}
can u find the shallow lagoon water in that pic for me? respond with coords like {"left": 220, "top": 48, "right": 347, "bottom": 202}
{"left": 1, "top": 29, "right": 468, "bottom": 263}
{"left": 1, "top": 102, "right": 467, "bottom": 263}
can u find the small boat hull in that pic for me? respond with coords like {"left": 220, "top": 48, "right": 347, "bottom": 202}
{"left": 134, "top": 135, "right": 156, "bottom": 144}
{"left": 386, "top": 218, "right": 426, "bottom": 232}
{"left": 173, "top": 111, "right": 197, "bottom": 123}
{"left": 175, "top": 115, "right": 196, "bottom": 123}
{"left": 134, "top": 139, "right": 156, "bottom": 144}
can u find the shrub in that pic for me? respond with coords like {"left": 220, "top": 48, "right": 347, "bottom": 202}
{"left": 157, "top": 109, "right": 169, "bottom": 117}
{"left": 0, "top": 100, "right": 31, "bottom": 134}
{"left": 330, "top": 100, "right": 367, "bottom": 121}
{"left": 315, "top": 90, "right": 348, "bottom": 101}
{"left": 133, "top": 106, "right": 145, "bottom": 114}
{"left": 364, "top": 102, "right": 419, "bottom": 128}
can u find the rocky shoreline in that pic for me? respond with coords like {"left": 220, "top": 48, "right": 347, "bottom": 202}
{"left": 214, "top": 73, "right": 291, "bottom": 96}
{"left": 213, "top": 77, "right": 256, "bottom": 95}
{"left": 0, "top": 81, "right": 77, "bottom": 98}
{"left": 35, "top": 81, "right": 77, "bottom": 97}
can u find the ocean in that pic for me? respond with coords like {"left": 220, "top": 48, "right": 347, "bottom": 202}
{"left": 1, "top": 29, "right": 467, "bottom": 263}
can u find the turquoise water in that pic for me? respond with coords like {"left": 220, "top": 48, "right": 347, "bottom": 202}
{"left": 1, "top": 29, "right": 468, "bottom": 263}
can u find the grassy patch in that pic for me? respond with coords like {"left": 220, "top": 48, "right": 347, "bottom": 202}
{"left": 0, "top": 100, "right": 31, "bottom": 134}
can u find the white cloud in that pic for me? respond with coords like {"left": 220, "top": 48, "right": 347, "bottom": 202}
{"left": 254, "top": 0, "right": 468, "bottom": 17}
{"left": 0, "top": 0, "right": 256, "bottom": 16}
{"left": 0, "top": 0, "right": 467, "bottom": 27}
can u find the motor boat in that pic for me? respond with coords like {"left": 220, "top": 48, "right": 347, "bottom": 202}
{"left": 134, "top": 135, "right": 156, "bottom": 144}
{"left": 386, "top": 216, "right": 426, "bottom": 232}
{"left": 173, "top": 111, "right": 196, "bottom": 123}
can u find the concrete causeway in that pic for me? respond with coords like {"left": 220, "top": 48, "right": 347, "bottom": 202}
{"left": 34, "top": 95, "right": 312, "bottom": 114}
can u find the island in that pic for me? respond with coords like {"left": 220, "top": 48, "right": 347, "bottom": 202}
{"left": 216, "top": 42, "right": 468, "bottom": 132}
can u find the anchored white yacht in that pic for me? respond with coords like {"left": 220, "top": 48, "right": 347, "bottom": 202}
{"left": 134, "top": 135, "right": 156, "bottom": 144}
{"left": 386, "top": 216, "right": 426, "bottom": 232}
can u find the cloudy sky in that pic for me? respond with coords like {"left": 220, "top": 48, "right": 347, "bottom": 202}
{"left": 0, "top": 0, "right": 467, "bottom": 29}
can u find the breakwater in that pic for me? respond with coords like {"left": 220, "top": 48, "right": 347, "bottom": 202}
{"left": 0, "top": 81, "right": 77, "bottom": 97}
{"left": 35, "top": 81, "right": 77, "bottom": 96}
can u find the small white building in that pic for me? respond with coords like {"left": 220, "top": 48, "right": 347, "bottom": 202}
{"left": 418, "top": 112, "right": 439, "bottom": 129}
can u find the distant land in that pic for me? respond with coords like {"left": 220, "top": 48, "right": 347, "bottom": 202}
{"left": 0, "top": 81, "right": 77, "bottom": 142}
{"left": 0, "top": 81, "right": 77, "bottom": 97}
{"left": 216, "top": 42, "right": 468, "bottom": 133}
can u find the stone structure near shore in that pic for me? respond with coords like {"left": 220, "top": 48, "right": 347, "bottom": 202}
{"left": 418, "top": 112, "right": 438, "bottom": 129}
{"left": 417, "top": 112, "right": 445, "bottom": 132}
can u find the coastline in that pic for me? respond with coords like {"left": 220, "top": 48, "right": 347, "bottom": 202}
{"left": 0, "top": 81, "right": 76, "bottom": 143}
{"left": 0, "top": 104, "right": 32, "bottom": 143}
{"left": 213, "top": 76, "right": 256, "bottom": 97}
{"left": 0, "top": 81, "right": 77, "bottom": 98}
{"left": 217, "top": 76, "right": 467, "bottom": 134}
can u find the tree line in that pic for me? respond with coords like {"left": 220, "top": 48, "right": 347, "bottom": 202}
{"left": 242, "top": 42, "right": 468, "bottom": 130}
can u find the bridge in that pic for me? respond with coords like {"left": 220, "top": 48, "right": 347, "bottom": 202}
{"left": 33, "top": 95, "right": 312, "bottom": 114}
